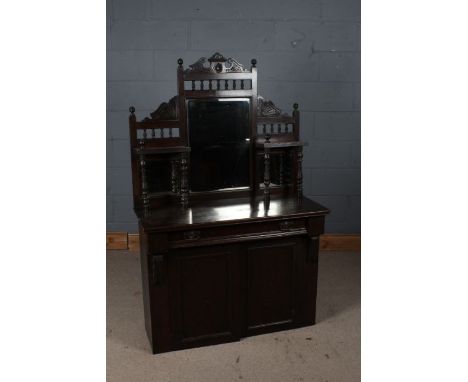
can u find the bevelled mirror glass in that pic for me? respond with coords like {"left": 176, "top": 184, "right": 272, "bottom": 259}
{"left": 187, "top": 98, "right": 250, "bottom": 192}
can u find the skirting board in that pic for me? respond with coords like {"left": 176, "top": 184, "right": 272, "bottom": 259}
{"left": 107, "top": 232, "right": 360, "bottom": 252}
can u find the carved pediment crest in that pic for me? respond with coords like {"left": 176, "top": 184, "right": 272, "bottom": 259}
{"left": 208, "top": 52, "right": 227, "bottom": 62}
{"left": 144, "top": 96, "right": 179, "bottom": 121}
{"left": 188, "top": 57, "right": 210, "bottom": 72}
{"left": 186, "top": 52, "right": 248, "bottom": 73}
{"left": 257, "top": 96, "right": 288, "bottom": 117}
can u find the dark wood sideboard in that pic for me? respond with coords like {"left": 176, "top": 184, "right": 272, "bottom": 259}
{"left": 129, "top": 53, "right": 330, "bottom": 354}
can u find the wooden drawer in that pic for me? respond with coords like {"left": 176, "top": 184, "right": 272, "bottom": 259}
{"left": 167, "top": 218, "right": 307, "bottom": 248}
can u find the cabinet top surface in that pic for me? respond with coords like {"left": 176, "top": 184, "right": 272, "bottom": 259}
{"left": 139, "top": 196, "right": 329, "bottom": 232}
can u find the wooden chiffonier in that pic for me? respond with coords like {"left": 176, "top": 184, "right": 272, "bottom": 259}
{"left": 129, "top": 53, "right": 330, "bottom": 354}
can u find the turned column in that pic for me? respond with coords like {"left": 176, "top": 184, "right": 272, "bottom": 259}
{"left": 263, "top": 135, "right": 271, "bottom": 209}
{"left": 139, "top": 141, "right": 149, "bottom": 214}
{"left": 296, "top": 146, "right": 303, "bottom": 198}
{"left": 279, "top": 152, "right": 284, "bottom": 185}
{"left": 171, "top": 158, "right": 179, "bottom": 193}
{"left": 180, "top": 152, "right": 189, "bottom": 207}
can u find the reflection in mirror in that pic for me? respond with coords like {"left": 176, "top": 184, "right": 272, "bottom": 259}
{"left": 188, "top": 99, "right": 250, "bottom": 192}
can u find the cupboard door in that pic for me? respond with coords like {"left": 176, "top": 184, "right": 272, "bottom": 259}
{"left": 245, "top": 238, "right": 306, "bottom": 335}
{"left": 169, "top": 244, "right": 241, "bottom": 350}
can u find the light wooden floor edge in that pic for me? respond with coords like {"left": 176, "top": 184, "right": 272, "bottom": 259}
{"left": 107, "top": 232, "right": 360, "bottom": 252}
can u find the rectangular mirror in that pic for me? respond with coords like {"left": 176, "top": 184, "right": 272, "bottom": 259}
{"left": 188, "top": 98, "right": 250, "bottom": 192}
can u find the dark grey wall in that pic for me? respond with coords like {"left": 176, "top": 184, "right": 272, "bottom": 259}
{"left": 107, "top": 0, "right": 361, "bottom": 233}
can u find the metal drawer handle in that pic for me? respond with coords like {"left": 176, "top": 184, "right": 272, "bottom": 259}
{"left": 279, "top": 221, "right": 293, "bottom": 231}
{"left": 183, "top": 230, "right": 201, "bottom": 240}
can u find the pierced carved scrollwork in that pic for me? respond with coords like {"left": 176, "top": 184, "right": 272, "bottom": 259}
{"left": 257, "top": 96, "right": 288, "bottom": 117}
{"left": 188, "top": 57, "right": 210, "bottom": 72}
{"left": 225, "top": 57, "right": 245, "bottom": 72}
{"left": 208, "top": 52, "right": 227, "bottom": 62}
{"left": 185, "top": 52, "right": 248, "bottom": 73}
{"left": 144, "top": 96, "right": 179, "bottom": 121}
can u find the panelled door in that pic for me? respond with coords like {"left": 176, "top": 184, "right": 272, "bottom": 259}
{"left": 244, "top": 237, "right": 308, "bottom": 336}
{"left": 168, "top": 243, "right": 242, "bottom": 350}
{"left": 168, "top": 236, "right": 314, "bottom": 350}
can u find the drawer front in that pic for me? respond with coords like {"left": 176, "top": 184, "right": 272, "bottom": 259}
{"left": 167, "top": 219, "right": 307, "bottom": 248}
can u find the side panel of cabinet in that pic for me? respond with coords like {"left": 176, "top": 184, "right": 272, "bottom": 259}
{"left": 303, "top": 236, "right": 319, "bottom": 325}
{"left": 244, "top": 237, "right": 307, "bottom": 336}
{"left": 168, "top": 244, "right": 241, "bottom": 350}
{"left": 140, "top": 227, "right": 173, "bottom": 354}
{"left": 138, "top": 223, "right": 153, "bottom": 347}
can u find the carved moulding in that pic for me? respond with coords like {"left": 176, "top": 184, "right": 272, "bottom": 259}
{"left": 257, "top": 96, "right": 289, "bottom": 117}
{"left": 144, "top": 96, "right": 179, "bottom": 121}
{"left": 185, "top": 52, "right": 248, "bottom": 74}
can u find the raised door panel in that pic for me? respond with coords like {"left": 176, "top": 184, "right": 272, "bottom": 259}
{"left": 245, "top": 238, "right": 304, "bottom": 335}
{"left": 169, "top": 244, "right": 241, "bottom": 350}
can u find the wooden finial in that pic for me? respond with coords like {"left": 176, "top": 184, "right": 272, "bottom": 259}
{"left": 251, "top": 58, "right": 257, "bottom": 67}
{"left": 177, "top": 58, "right": 183, "bottom": 66}
{"left": 293, "top": 103, "right": 299, "bottom": 110}
{"left": 129, "top": 106, "right": 135, "bottom": 115}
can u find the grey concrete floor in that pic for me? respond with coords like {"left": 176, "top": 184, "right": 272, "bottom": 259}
{"left": 107, "top": 250, "right": 360, "bottom": 382}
